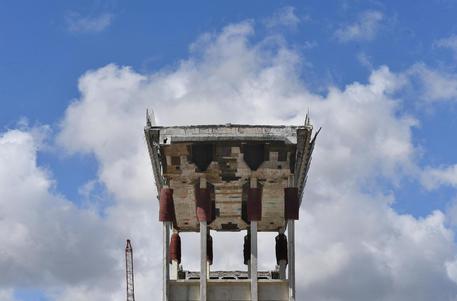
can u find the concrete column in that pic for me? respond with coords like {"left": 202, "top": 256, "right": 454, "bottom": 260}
{"left": 279, "top": 260, "right": 287, "bottom": 280}
{"left": 170, "top": 260, "right": 178, "bottom": 280}
{"left": 200, "top": 177, "right": 207, "bottom": 301}
{"left": 171, "top": 229, "right": 179, "bottom": 280}
{"left": 245, "top": 230, "right": 251, "bottom": 278}
{"left": 247, "top": 257, "right": 251, "bottom": 278}
{"left": 287, "top": 220, "right": 295, "bottom": 301}
{"left": 250, "top": 177, "right": 258, "bottom": 301}
{"left": 163, "top": 221, "right": 170, "bottom": 301}
{"left": 279, "top": 227, "right": 287, "bottom": 280}
{"left": 250, "top": 221, "right": 258, "bottom": 301}
{"left": 200, "top": 221, "right": 207, "bottom": 301}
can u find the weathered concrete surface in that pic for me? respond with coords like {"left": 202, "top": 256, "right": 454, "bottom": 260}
{"left": 185, "top": 270, "right": 273, "bottom": 280}
{"left": 145, "top": 124, "right": 316, "bottom": 232}
{"left": 144, "top": 123, "right": 318, "bottom": 301}
{"left": 169, "top": 280, "right": 288, "bottom": 301}
{"left": 155, "top": 125, "right": 302, "bottom": 144}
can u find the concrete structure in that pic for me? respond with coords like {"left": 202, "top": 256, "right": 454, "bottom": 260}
{"left": 145, "top": 116, "right": 318, "bottom": 301}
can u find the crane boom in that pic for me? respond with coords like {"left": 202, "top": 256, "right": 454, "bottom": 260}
{"left": 125, "top": 239, "right": 135, "bottom": 301}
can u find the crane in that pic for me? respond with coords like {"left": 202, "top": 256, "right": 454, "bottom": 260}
{"left": 125, "top": 239, "right": 135, "bottom": 301}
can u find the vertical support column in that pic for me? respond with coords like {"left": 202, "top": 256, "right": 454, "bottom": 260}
{"left": 276, "top": 227, "right": 288, "bottom": 280}
{"left": 159, "top": 186, "right": 174, "bottom": 301}
{"left": 243, "top": 232, "right": 251, "bottom": 277}
{"left": 284, "top": 180, "right": 298, "bottom": 301}
{"left": 170, "top": 260, "right": 178, "bottom": 280}
{"left": 287, "top": 220, "right": 295, "bottom": 301}
{"left": 163, "top": 222, "right": 170, "bottom": 301}
{"left": 250, "top": 221, "right": 258, "bottom": 301}
{"left": 200, "top": 221, "right": 207, "bottom": 301}
{"left": 279, "top": 260, "right": 287, "bottom": 280}
{"left": 247, "top": 249, "right": 252, "bottom": 279}
{"left": 207, "top": 233, "right": 213, "bottom": 280}
{"left": 199, "top": 177, "right": 208, "bottom": 301}
{"left": 250, "top": 177, "right": 258, "bottom": 301}
{"left": 170, "top": 231, "right": 181, "bottom": 281}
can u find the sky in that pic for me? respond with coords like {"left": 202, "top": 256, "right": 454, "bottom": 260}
{"left": 2, "top": 1, "right": 457, "bottom": 300}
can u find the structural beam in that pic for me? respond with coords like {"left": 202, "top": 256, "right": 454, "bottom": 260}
{"left": 144, "top": 128, "right": 164, "bottom": 195}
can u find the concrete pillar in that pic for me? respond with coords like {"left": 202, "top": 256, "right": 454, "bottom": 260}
{"left": 278, "top": 259, "right": 287, "bottom": 280}
{"left": 163, "top": 221, "right": 170, "bottom": 301}
{"left": 200, "top": 221, "right": 208, "bottom": 301}
{"left": 287, "top": 220, "right": 295, "bottom": 301}
{"left": 170, "top": 259, "right": 178, "bottom": 280}
{"left": 200, "top": 177, "right": 207, "bottom": 301}
{"left": 207, "top": 231, "right": 213, "bottom": 280}
{"left": 278, "top": 227, "right": 287, "bottom": 280}
{"left": 279, "top": 260, "right": 287, "bottom": 280}
{"left": 250, "top": 177, "right": 258, "bottom": 301}
{"left": 244, "top": 231, "right": 251, "bottom": 278}
{"left": 170, "top": 229, "right": 179, "bottom": 281}
{"left": 250, "top": 221, "right": 258, "bottom": 301}
{"left": 247, "top": 256, "right": 251, "bottom": 278}
{"left": 200, "top": 221, "right": 207, "bottom": 301}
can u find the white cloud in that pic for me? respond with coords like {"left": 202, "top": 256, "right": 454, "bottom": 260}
{"left": 447, "top": 258, "right": 457, "bottom": 285}
{"left": 0, "top": 289, "right": 16, "bottom": 301}
{"left": 53, "top": 21, "right": 457, "bottom": 300}
{"left": 0, "top": 127, "right": 163, "bottom": 300}
{"left": 445, "top": 199, "right": 457, "bottom": 227}
{"left": 421, "top": 164, "right": 457, "bottom": 190}
{"left": 3, "top": 19, "right": 457, "bottom": 300}
{"left": 264, "top": 6, "right": 303, "bottom": 29}
{"left": 436, "top": 34, "right": 457, "bottom": 58}
{"left": 409, "top": 64, "right": 457, "bottom": 102}
{"left": 66, "top": 13, "right": 113, "bottom": 33}
{"left": 335, "top": 10, "right": 384, "bottom": 42}
{"left": 0, "top": 128, "right": 120, "bottom": 290}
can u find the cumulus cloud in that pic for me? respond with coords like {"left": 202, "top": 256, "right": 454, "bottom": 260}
{"left": 0, "top": 128, "right": 120, "bottom": 290}
{"left": 53, "top": 21, "right": 457, "bottom": 300}
{"left": 3, "top": 19, "right": 457, "bottom": 300}
{"left": 66, "top": 12, "right": 113, "bottom": 33}
{"left": 335, "top": 10, "right": 384, "bottom": 42}
{"left": 447, "top": 259, "right": 457, "bottom": 285}
{"left": 0, "top": 128, "right": 163, "bottom": 300}
{"left": 409, "top": 64, "right": 457, "bottom": 102}
{"left": 421, "top": 164, "right": 457, "bottom": 190}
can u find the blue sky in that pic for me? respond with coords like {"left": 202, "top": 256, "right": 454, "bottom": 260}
{"left": 2, "top": 1, "right": 457, "bottom": 300}
{"left": 3, "top": 1, "right": 457, "bottom": 126}
{"left": 3, "top": 0, "right": 455, "bottom": 214}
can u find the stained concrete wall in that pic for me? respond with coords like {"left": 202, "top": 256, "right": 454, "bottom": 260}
{"left": 169, "top": 279, "right": 288, "bottom": 301}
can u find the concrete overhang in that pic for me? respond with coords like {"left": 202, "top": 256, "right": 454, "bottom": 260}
{"left": 145, "top": 123, "right": 318, "bottom": 232}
